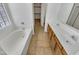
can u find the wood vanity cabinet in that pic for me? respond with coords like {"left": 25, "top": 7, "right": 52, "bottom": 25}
{"left": 50, "top": 34, "right": 56, "bottom": 51}
{"left": 55, "top": 36, "right": 63, "bottom": 50}
{"left": 47, "top": 24, "right": 56, "bottom": 51}
{"left": 47, "top": 24, "right": 53, "bottom": 40}
{"left": 55, "top": 44, "right": 62, "bottom": 55}
{"left": 61, "top": 47, "right": 67, "bottom": 55}
{"left": 47, "top": 24, "right": 67, "bottom": 55}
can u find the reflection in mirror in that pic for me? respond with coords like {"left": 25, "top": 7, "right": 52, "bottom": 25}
{"left": 67, "top": 3, "right": 79, "bottom": 30}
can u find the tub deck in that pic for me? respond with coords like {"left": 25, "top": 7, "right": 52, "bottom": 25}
{"left": 0, "top": 28, "right": 32, "bottom": 55}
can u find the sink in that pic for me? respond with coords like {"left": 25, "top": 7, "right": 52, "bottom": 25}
{"left": 57, "top": 23, "right": 79, "bottom": 44}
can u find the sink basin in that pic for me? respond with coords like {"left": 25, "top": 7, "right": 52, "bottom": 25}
{"left": 58, "top": 23, "right": 79, "bottom": 44}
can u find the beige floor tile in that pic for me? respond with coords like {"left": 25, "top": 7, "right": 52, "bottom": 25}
{"left": 44, "top": 48, "right": 53, "bottom": 55}
{"left": 27, "top": 19, "right": 53, "bottom": 55}
{"left": 35, "top": 47, "right": 45, "bottom": 55}
{"left": 36, "top": 41, "right": 50, "bottom": 48}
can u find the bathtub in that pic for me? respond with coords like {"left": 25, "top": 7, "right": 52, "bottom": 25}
{"left": 0, "top": 28, "right": 32, "bottom": 55}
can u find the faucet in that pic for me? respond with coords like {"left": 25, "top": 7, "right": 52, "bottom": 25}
{"left": 21, "top": 22, "right": 24, "bottom": 25}
{"left": 21, "top": 22, "right": 25, "bottom": 30}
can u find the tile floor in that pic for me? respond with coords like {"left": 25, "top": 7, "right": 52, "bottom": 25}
{"left": 27, "top": 20, "right": 53, "bottom": 55}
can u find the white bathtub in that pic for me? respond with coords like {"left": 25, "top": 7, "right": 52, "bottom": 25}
{"left": 0, "top": 28, "right": 32, "bottom": 55}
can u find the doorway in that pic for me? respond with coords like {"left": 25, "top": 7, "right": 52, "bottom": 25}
{"left": 27, "top": 3, "right": 53, "bottom": 55}
{"left": 33, "top": 3, "right": 41, "bottom": 27}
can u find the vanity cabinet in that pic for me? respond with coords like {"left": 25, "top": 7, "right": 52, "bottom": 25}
{"left": 47, "top": 24, "right": 67, "bottom": 55}
{"left": 55, "top": 44, "right": 62, "bottom": 55}
{"left": 51, "top": 35, "right": 56, "bottom": 50}
{"left": 61, "top": 47, "right": 67, "bottom": 55}
{"left": 47, "top": 24, "right": 53, "bottom": 40}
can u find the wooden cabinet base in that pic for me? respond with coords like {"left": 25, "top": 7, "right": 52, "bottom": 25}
{"left": 55, "top": 45, "right": 62, "bottom": 55}
{"left": 61, "top": 48, "right": 67, "bottom": 55}
{"left": 47, "top": 24, "right": 67, "bottom": 55}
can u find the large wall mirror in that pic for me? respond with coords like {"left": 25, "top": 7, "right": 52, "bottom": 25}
{"left": 67, "top": 3, "right": 79, "bottom": 30}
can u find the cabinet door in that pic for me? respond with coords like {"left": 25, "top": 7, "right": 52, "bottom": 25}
{"left": 55, "top": 35, "right": 63, "bottom": 49}
{"left": 55, "top": 44, "right": 62, "bottom": 55}
{"left": 61, "top": 48, "right": 67, "bottom": 55}
{"left": 50, "top": 35, "right": 56, "bottom": 51}
{"left": 47, "top": 25, "right": 52, "bottom": 40}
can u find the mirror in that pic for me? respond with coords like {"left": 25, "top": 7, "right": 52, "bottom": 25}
{"left": 66, "top": 3, "right": 79, "bottom": 30}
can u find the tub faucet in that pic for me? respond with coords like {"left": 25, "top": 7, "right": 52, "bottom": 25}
{"left": 21, "top": 22, "right": 24, "bottom": 25}
{"left": 21, "top": 22, "right": 25, "bottom": 30}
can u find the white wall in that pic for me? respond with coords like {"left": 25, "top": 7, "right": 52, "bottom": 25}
{"left": 57, "top": 3, "right": 74, "bottom": 23}
{"left": 44, "top": 3, "right": 62, "bottom": 32}
{"left": 41, "top": 3, "right": 47, "bottom": 27}
{"left": 44, "top": 3, "right": 74, "bottom": 32}
{"left": 8, "top": 3, "right": 34, "bottom": 31}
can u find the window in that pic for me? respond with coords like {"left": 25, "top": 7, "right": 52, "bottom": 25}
{"left": 0, "top": 3, "right": 10, "bottom": 29}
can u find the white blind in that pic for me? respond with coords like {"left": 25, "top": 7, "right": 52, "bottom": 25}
{"left": 0, "top": 3, "right": 10, "bottom": 29}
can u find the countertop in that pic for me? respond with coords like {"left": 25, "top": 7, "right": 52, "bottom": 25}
{"left": 48, "top": 20, "right": 79, "bottom": 55}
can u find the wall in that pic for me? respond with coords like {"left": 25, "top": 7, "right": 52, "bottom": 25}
{"left": 44, "top": 3, "right": 62, "bottom": 32}
{"left": 41, "top": 3, "right": 47, "bottom": 27}
{"left": 8, "top": 3, "right": 34, "bottom": 31}
{"left": 44, "top": 3, "right": 74, "bottom": 32}
{"left": 57, "top": 3, "right": 74, "bottom": 23}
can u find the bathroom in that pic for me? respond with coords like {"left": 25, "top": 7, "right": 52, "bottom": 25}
{"left": 0, "top": 3, "right": 79, "bottom": 55}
